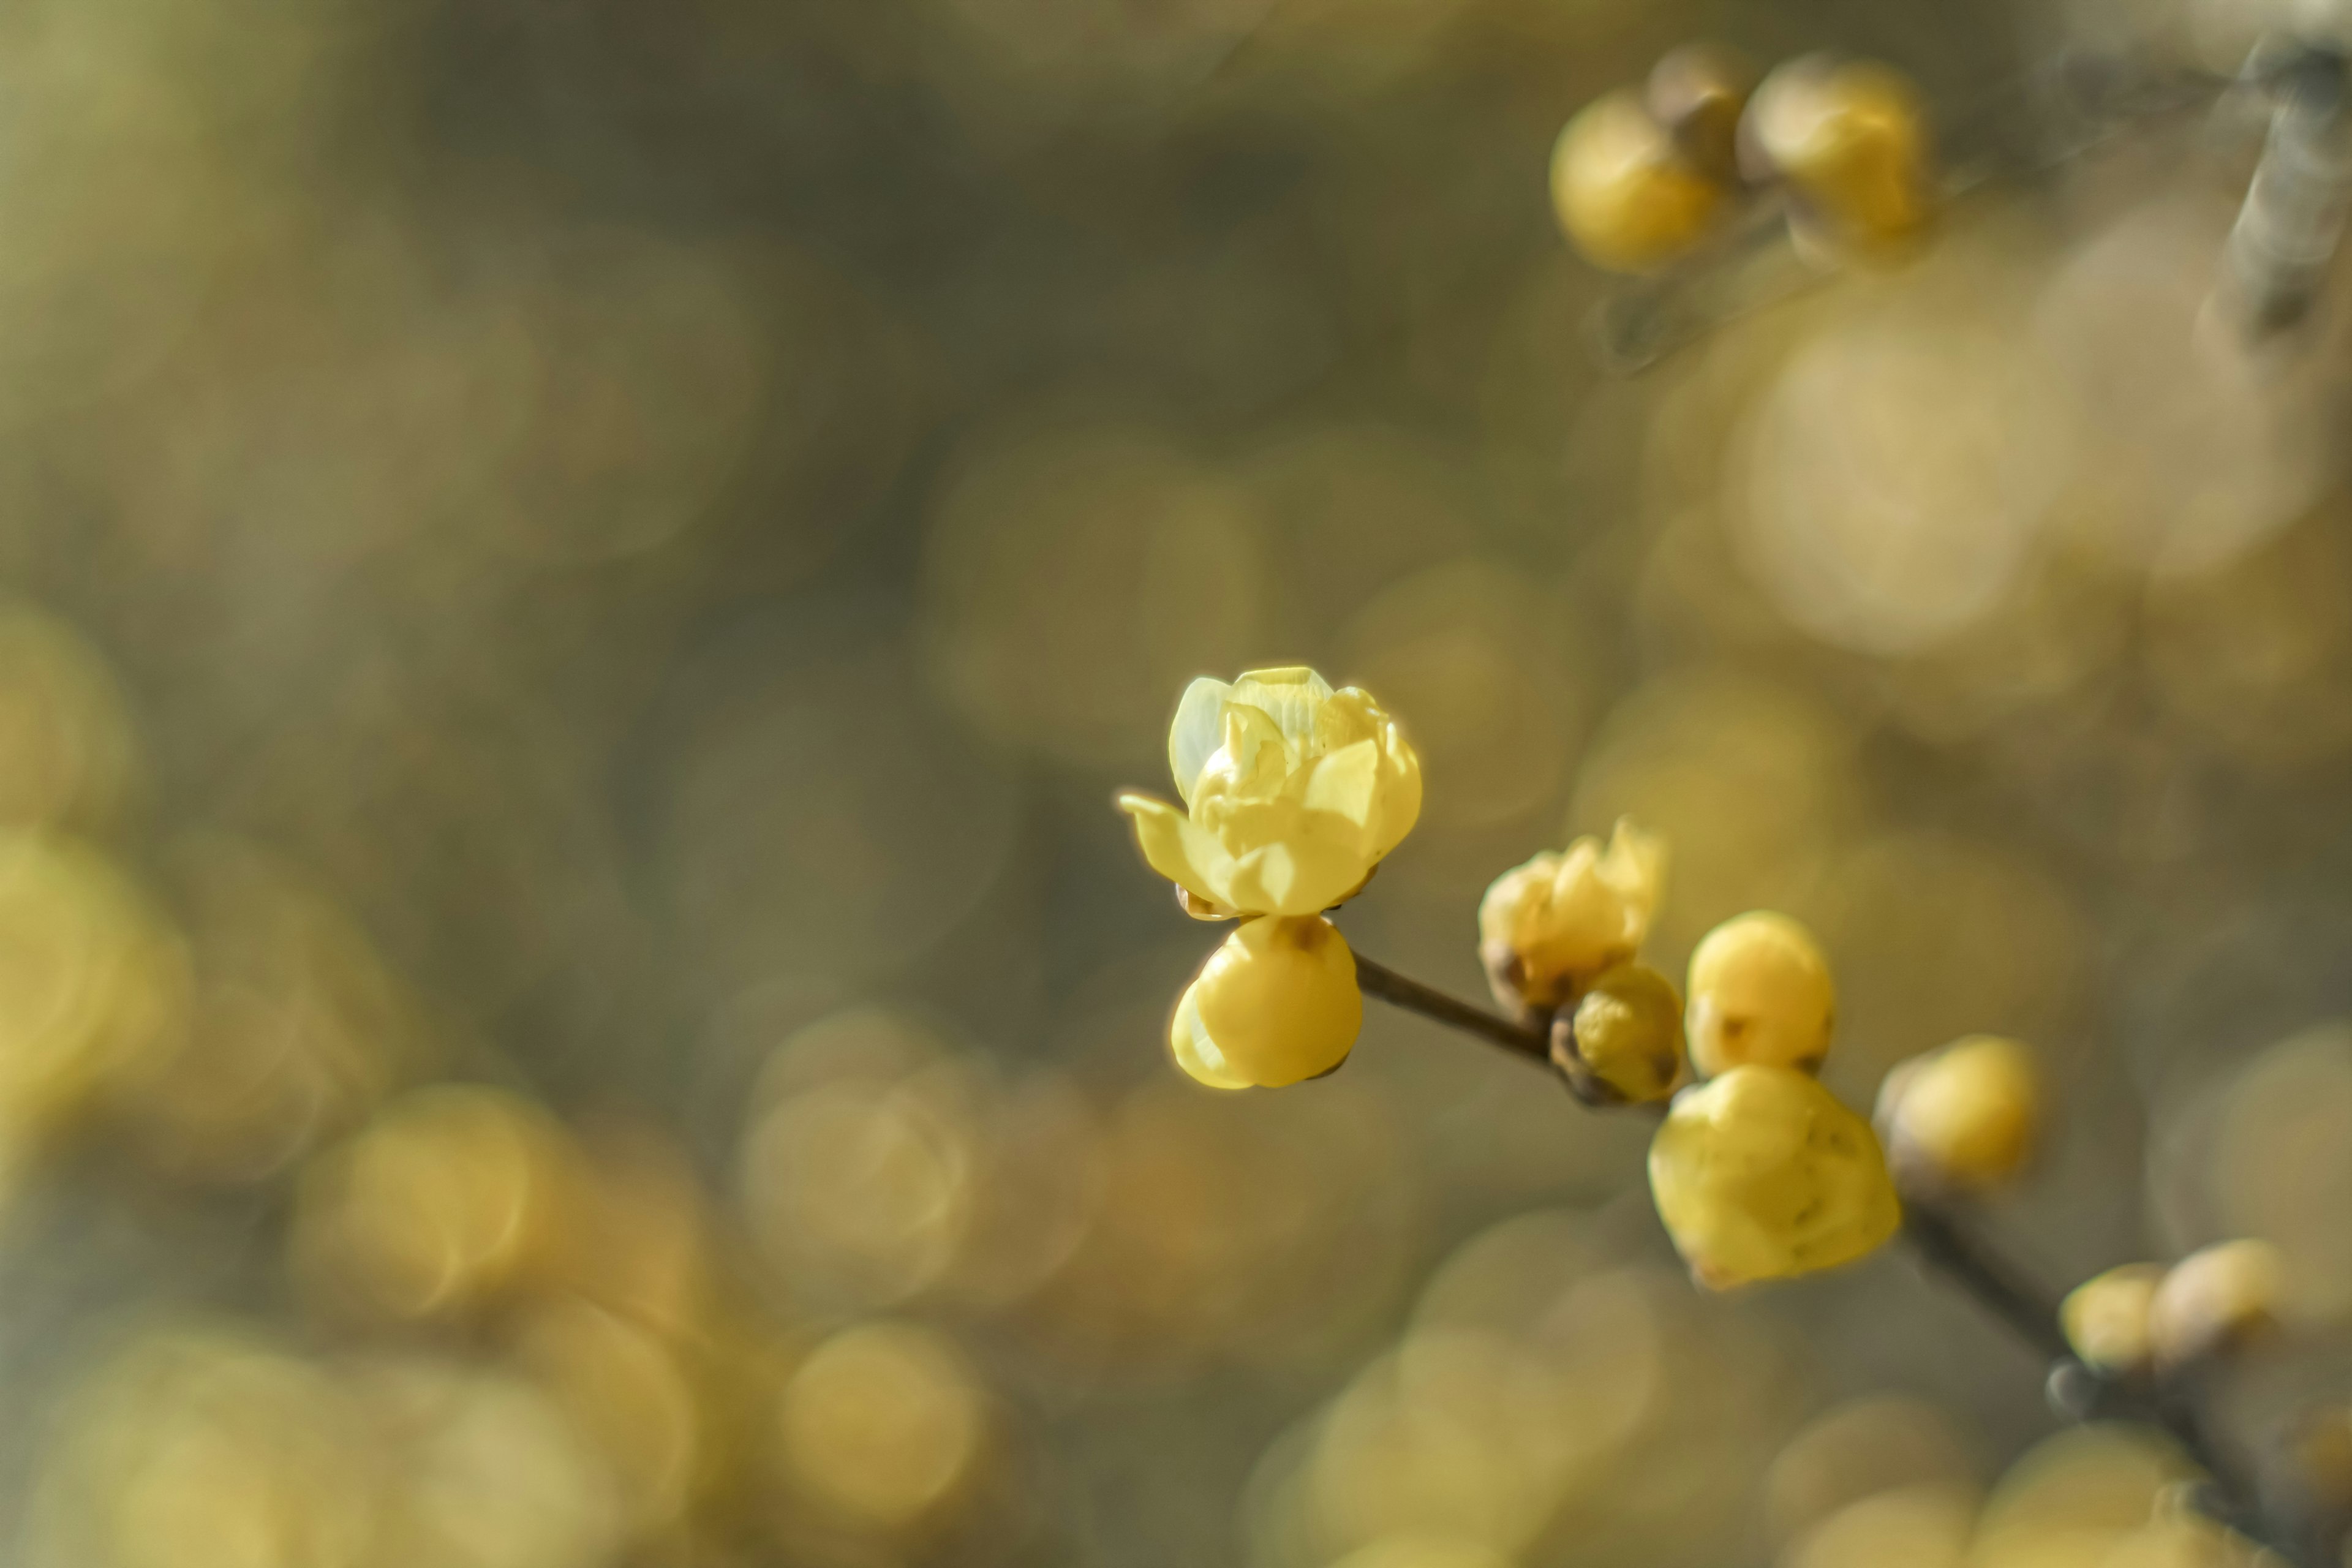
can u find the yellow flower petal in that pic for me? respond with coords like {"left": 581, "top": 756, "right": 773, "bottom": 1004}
{"left": 1369, "top": 726, "right": 1423, "bottom": 856}
{"left": 1118, "top": 792, "right": 1236, "bottom": 908}
{"left": 1301, "top": 738, "right": 1382, "bottom": 834}
{"left": 1227, "top": 832, "right": 1366, "bottom": 917}
{"left": 1226, "top": 668, "right": 1332, "bottom": 748}
{"left": 1167, "top": 677, "right": 1230, "bottom": 807}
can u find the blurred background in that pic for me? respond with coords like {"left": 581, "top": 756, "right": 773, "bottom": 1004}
{"left": 0, "top": 0, "right": 2350, "bottom": 1564}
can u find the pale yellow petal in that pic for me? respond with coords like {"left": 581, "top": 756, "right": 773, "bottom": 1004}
{"left": 1204, "top": 701, "right": 1289, "bottom": 799}
{"left": 1167, "top": 677, "right": 1230, "bottom": 806}
{"left": 1313, "top": 687, "right": 1382, "bottom": 753}
{"left": 1226, "top": 831, "right": 1370, "bottom": 917}
{"left": 1368, "top": 722, "right": 1423, "bottom": 856}
{"left": 1226, "top": 667, "right": 1332, "bottom": 750}
{"left": 1117, "top": 792, "right": 1237, "bottom": 908}
{"left": 1301, "top": 739, "right": 1382, "bottom": 833}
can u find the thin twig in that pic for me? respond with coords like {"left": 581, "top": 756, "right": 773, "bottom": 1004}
{"left": 1901, "top": 1200, "right": 2073, "bottom": 1362}
{"left": 1351, "top": 952, "right": 1551, "bottom": 1065}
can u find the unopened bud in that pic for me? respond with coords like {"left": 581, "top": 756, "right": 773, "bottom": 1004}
{"left": 2149, "top": 1239, "right": 2284, "bottom": 1373}
{"left": 1552, "top": 89, "right": 1732, "bottom": 274}
{"left": 1875, "top": 1035, "right": 2041, "bottom": 1194}
{"left": 1686, "top": 911, "right": 1836, "bottom": 1078}
{"left": 1555, "top": 962, "right": 1687, "bottom": 1106}
{"left": 1648, "top": 1065, "right": 1901, "bottom": 1289}
{"left": 1169, "top": 916, "right": 1360, "bottom": 1090}
{"left": 2060, "top": 1264, "right": 2164, "bottom": 1378}
{"left": 1741, "top": 55, "right": 1935, "bottom": 261}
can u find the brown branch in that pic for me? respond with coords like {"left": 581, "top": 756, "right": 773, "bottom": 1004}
{"left": 1350, "top": 952, "right": 1551, "bottom": 1065}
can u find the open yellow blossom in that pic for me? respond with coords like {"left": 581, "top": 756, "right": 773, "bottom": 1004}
{"left": 1120, "top": 668, "right": 1421, "bottom": 919}
{"left": 1168, "top": 916, "right": 1361, "bottom": 1089}
{"left": 1649, "top": 1065, "right": 1901, "bottom": 1289}
{"left": 1478, "top": 818, "right": 1666, "bottom": 1012}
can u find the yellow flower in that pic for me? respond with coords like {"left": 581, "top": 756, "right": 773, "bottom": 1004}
{"left": 1648, "top": 1065, "right": 1900, "bottom": 1289}
{"left": 1120, "top": 668, "right": 1422, "bottom": 919}
{"left": 1477, "top": 818, "right": 1666, "bottom": 1012}
{"left": 1167, "top": 916, "right": 1361, "bottom": 1089}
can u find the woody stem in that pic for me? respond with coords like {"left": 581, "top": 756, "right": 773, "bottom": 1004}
{"left": 1349, "top": 953, "right": 1551, "bottom": 1065}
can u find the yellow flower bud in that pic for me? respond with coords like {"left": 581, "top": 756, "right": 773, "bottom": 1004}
{"left": 1686, "top": 911, "right": 1836, "bottom": 1077}
{"left": 1551, "top": 88, "right": 1731, "bottom": 274}
{"left": 2060, "top": 1264, "right": 2164, "bottom": 1378}
{"left": 1170, "top": 916, "right": 1361, "bottom": 1090}
{"left": 1741, "top": 56, "right": 1935, "bottom": 261}
{"left": 1875, "top": 1035, "right": 2040, "bottom": 1193}
{"left": 1556, "top": 962, "right": 1686, "bottom": 1106}
{"left": 1119, "top": 668, "right": 1422, "bottom": 920}
{"left": 1648, "top": 1065, "right": 1901, "bottom": 1289}
{"left": 2148, "top": 1240, "right": 2283, "bottom": 1372}
{"left": 1647, "top": 42, "right": 1758, "bottom": 183}
{"left": 1477, "top": 818, "right": 1666, "bottom": 1014}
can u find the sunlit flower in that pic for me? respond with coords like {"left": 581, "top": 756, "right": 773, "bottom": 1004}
{"left": 1648, "top": 1065, "right": 1900, "bottom": 1289}
{"left": 1120, "top": 668, "right": 1422, "bottom": 920}
{"left": 1477, "top": 818, "right": 1666, "bottom": 1012}
{"left": 1169, "top": 916, "right": 1362, "bottom": 1089}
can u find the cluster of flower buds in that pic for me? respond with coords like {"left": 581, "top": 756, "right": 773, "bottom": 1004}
{"left": 2060, "top": 1240, "right": 2286, "bottom": 1381}
{"left": 1478, "top": 851, "right": 1898, "bottom": 1289}
{"left": 1477, "top": 819, "right": 1676, "bottom": 1101}
{"left": 1118, "top": 668, "right": 1422, "bottom": 1090}
{"left": 1551, "top": 43, "right": 1937, "bottom": 276}
{"left": 1651, "top": 913, "right": 1900, "bottom": 1289}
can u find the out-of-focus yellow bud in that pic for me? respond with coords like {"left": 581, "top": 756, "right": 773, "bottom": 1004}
{"left": 1170, "top": 915, "right": 1361, "bottom": 1089}
{"left": 1686, "top": 911, "right": 1836, "bottom": 1077}
{"left": 1551, "top": 89, "right": 1731, "bottom": 275}
{"left": 2060, "top": 1264, "right": 2165, "bottom": 1377}
{"left": 1648, "top": 1065, "right": 1901, "bottom": 1289}
{"left": 1741, "top": 55, "right": 1935, "bottom": 260}
{"left": 1647, "top": 42, "right": 1758, "bottom": 182}
{"left": 2148, "top": 1240, "right": 2283, "bottom": 1372}
{"left": 1554, "top": 962, "right": 1686, "bottom": 1106}
{"left": 1119, "top": 668, "right": 1421, "bottom": 920}
{"left": 1477, "top": 818, "right": 1666, "bottom": 1014}
{"left": 1875, "top": 1035, "right": 2041, "bottom": 1193}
